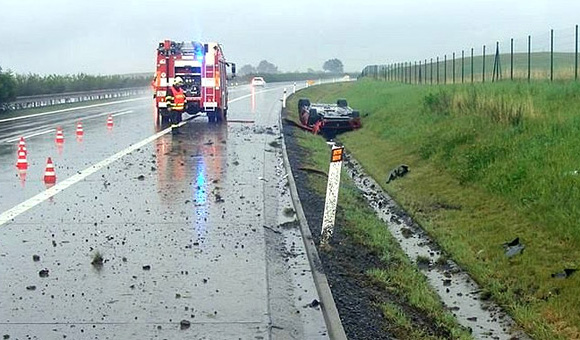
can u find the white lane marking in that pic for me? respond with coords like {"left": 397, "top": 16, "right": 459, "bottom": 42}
{"left": 111, "top": 110, "right": 133, "bottom": 117}
{"left": 1, "top": 110, "right": 134, "bottom": 144}
{"left": 228, "top": 86, "right": 287, "bottom": 103}
{"left": 0, "top": 97, "right": 148, "bottom": 123}
{"left": 5, "top": 129, "right": 56, "bottom": 143}
{"left": 0, "top": 90, "right": 267, "bottom": 226}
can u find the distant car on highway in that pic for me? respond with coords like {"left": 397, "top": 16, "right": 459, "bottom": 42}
{"left": 297, "top": 98, "right": 361, "bottom": 136}
{"left": 251, "top": 76, "right": 266, "bottom": 86}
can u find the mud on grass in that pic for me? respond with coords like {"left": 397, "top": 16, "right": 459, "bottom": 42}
{"left": 283, "top": 114, "right": 471, "bottom": 339}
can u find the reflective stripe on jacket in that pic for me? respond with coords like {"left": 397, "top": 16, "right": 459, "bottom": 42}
{"left": 165, "top": 86, "right": 186, "bottom": 111}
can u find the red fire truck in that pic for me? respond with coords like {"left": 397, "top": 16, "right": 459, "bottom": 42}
{"left": 153, "top": 40, "right": 235, "bottom": 123}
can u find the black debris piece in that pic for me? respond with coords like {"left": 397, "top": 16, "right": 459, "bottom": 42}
{"left": 551, "top": 268, "right": 577, "bottom": 279}
{"left": 386, "top": 164, "right": 410, "bottom": 184}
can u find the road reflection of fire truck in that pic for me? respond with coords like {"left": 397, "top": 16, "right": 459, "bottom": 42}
{"left": 154, "top": 123, "right": 228, "bottom": 239}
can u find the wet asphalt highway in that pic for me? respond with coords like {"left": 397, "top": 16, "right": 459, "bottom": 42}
{"left": 0, "top": 84, "right": 329, "bottom": 339}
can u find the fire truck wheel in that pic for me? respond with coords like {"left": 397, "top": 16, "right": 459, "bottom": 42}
{"left": 216, "top": 108, "right": 224, "bottom": 123}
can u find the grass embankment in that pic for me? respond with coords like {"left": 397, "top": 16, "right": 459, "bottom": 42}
{"left": 289, "top": 79, "right": 580, "bottom": 339}
{"left": 291, "top": 113, "right": 471, "bottom": 338}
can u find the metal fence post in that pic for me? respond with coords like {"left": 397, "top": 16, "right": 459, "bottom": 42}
{"left": 574, "top": 25, "right": 578, "bottom": 80}
{"left": 483, "top": 45, "right": 486, "bottom": 83}
{"left": 430, "top": 58, "right": 433, "bottom": 84}
{"left": 437, "top": 56, "right": 440, "bottom": 84}
{"left": 511, "top": 38, "right": 514, "bottom": 80}
{"left": 550, "top": 29, "right": 554, "bottom": 82}
{"left": 491, "top": 41, "right": 503, "bottom": 82}
{"left": 528, "top": 35, "right": 531, "bottom": 82}
{"left": 462, "top": 50, "right": 465, "bottom": 83}
{"left": 424, "top": 59, "right": 427, "bottom": 85}
{"left": 471, "top": 48, "right": 474, "bottom": 83}
{"left": 453, "top": 52, "right": 456, "bottom": 84}
{"left": 444, "top": 54, "right": 447, "bottom": 84}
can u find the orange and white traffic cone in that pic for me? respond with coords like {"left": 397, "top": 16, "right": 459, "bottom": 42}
{"left": 106, "top": 115, "right": 114, "bottom": 129}
{"left": 16, "top": 148, "right": 28, "bottom": 170}
{"left": 18, "top": 137, "right": 27, "bottom": 154}
{"left": 76, "top": 121, "right": 84, "bottom": 137}
{"left": 43, "top": 157, "right": 56, "bottom": 184}
{"left": 55, "top": 127, "right": 64, "bottom": 144}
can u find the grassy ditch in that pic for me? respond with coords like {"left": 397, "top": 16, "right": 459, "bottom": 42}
{"left": 288, "top": 79, "right": 580, "bottom": 339}
{"left": 291, "top": 125, "right": 471, "bottom": 339}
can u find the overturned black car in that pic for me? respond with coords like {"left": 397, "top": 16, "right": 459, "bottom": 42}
{"left": 297, "top": 98, "right": 361, "bottom": 136}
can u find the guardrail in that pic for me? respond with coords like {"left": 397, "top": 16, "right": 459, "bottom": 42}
{"left": 7, "top": 87, "right": 151, "bottom": 110}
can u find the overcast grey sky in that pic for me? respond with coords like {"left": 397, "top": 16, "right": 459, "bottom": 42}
{"left": 1, "top": 0, "right": 579, "bottom": 75}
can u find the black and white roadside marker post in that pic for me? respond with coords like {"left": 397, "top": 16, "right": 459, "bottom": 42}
{"left": 282, "top": 88, "right": 287, "bottom": 108}
{"left": 320, "top": 144, "right": 345, "bottom": 246}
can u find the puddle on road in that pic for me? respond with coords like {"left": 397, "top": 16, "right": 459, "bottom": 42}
{"left": 342, "top": 154, "right": 529, "bottom": 340}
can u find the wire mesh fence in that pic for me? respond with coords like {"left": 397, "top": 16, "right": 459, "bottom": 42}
{"left": 361, "top": 25, "right": 579, "bottom": 84}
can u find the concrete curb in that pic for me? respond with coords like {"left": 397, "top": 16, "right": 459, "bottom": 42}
{"left": 279, "top": 106, "right": 348, "bottom": 340}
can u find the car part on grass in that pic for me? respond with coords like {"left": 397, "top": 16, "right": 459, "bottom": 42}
{"left": 551, "top": 268, "right": 577, "bottom": 279}
{"left": 386, "top": 164, "right": 410, "bottom": 183}
{"left": 502, "top": 237, "right": 525, "bottom": 258}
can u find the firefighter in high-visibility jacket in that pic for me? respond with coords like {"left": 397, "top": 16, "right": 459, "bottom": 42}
{"left": 165, "top": 77, "right": 186, "bottom": 134}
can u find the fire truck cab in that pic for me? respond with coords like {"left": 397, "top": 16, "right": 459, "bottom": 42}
{"left": 153, "top": 40, "right": 235, "bottom": 124}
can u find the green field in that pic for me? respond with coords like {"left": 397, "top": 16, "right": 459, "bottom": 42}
{"left": 289, "top": 79, "right": 580, "bottom": 339}
{"left": 368, "top": 52, "right": 579, "bottom": 83}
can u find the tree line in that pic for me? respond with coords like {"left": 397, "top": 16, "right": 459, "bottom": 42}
{"left": 0, "top": 67, "right": 150, "bottom": 110}
{"left": 238, "top": 58, "right": 344, "bottom": 76}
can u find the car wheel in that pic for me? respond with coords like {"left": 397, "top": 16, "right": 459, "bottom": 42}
{"left": 216, "top": 108, "right": 224, "bottom": 123}
{"left": 307, "top": 108, "right": 321, "bottom": 125}
{"left": 298, "top": 98, "right": 310, "bottom": 111}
